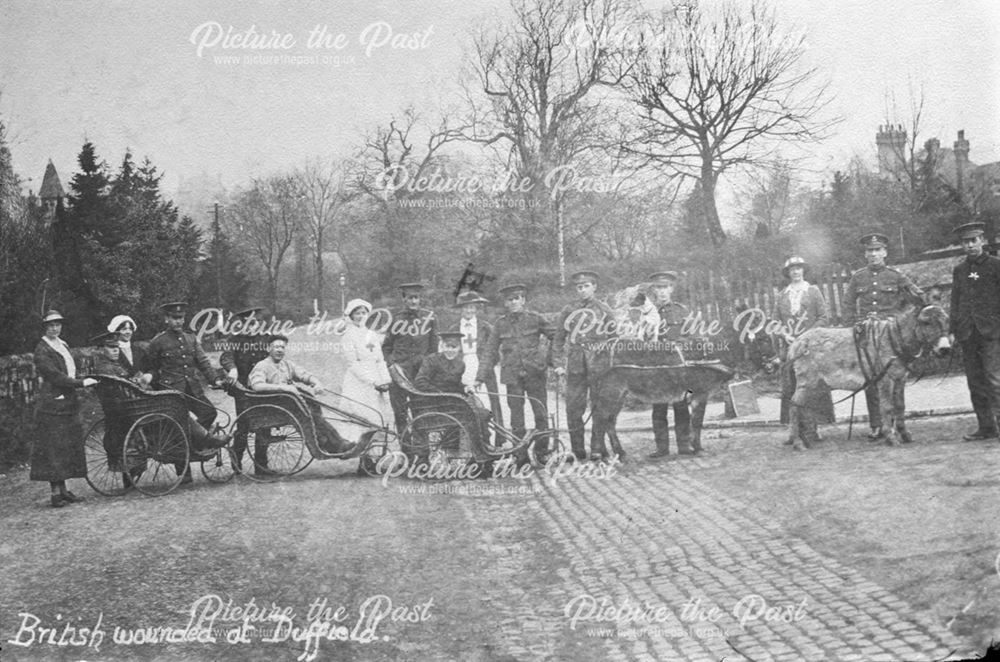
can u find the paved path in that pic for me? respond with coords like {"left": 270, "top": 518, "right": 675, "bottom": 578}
{"left": 604, "top": 374, "right": 973, "bottom": 431}
{"left": 468, "top": 458, "right": 969, "bottom": 661}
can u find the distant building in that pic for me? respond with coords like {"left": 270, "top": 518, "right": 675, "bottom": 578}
{"left": 875, "top": 126, "right": 1000, "bottom": 213}
{"left": 27, "top": 160, "right": 67, "bottom": 222}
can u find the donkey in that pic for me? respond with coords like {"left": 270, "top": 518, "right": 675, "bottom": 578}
{"left": 786, "top": 304, "right": 951, "bottom": 449}
{"left": 585, "top": 340, "right": 735, "bottom": 461}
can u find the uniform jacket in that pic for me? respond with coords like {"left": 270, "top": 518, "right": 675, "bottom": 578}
{"left": 33, "top": 339, "right": 84, "bottom": 415}
{"left": 771, "top": 284, "right": 828, "bottom": 336}
{"left": 116, "top": 342, "right": 147, "bottom": 377}
{"left": 414, "top": 352, "right": 466, "bottom": 394}
{"left": 657, "top": 301, "right": 689, "bottom": 342}
{"left": 843, "top": 265, "right": 923, "bottom": 321}
{"left": 95, "top": 353, "right": 130, "bottom": 379}
{"left": 950, "top": 252, "right": 1000, "bottom": 341}
{"left": 381, "top": 307, "right": 438, "bottom": 375}
{"left": 553, "top": 298, "right": 615, "bottom": 374}
{"left": 477, "top": 310, "right": 554, "bottom": 385}
{"left": 143, "top": 329, "right": 217, "bottom": 395}
{"left": 220, "top": 334, "right": 273, "bottom": 386}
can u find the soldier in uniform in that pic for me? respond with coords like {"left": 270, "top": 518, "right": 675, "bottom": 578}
{"left": 949, "top": 222, "right": 1000, "bottom": 441}
{"left": 141, "top": 301, "right": 224, "bottom": 483}
{"left": 553, "top": 271, "right": 615, "bottom": 461}
{"left": 382, "top": 283, "right": 438, "bottom": 433}
{"left": 415, "top": 330, "right": 492, "bottom": 461}
{"left": 646, "top": 271, "right": 694, "bottom": 457}
{"left": 220, "top": 306, "right": 273, "bottom": 473}
{"left": 842, "top": 233, "right": 925, "bottom": 439}
{"left": 91, "top": 330, "right": 132, "bottom": 485}
{"left": 476, "top": 283, "right": 555, "bottom": 457}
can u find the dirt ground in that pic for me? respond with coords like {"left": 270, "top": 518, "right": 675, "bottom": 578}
{"left": 687, "top": 414, "right": 1000, "bottom": 653}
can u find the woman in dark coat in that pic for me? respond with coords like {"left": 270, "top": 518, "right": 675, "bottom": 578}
{"left": 32, "top": 310, "right": 97, "bottom": 507}
{"left": 770, "top": 257, "right": 833, "bottom": 443}
{"left": 107, "top": 314, "right": 147, "bottom": 384}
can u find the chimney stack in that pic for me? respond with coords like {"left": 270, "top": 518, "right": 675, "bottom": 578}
{"left": 954, "top": 129, "right": 970, "bottom": 198}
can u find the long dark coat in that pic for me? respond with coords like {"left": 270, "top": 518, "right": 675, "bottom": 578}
{"left": 31, "top": 339, "right": 86, "bottom": 481}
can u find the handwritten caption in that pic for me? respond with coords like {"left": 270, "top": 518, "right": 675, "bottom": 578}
{"left": 7, "top": 593, "right": 433, "bottom": 662}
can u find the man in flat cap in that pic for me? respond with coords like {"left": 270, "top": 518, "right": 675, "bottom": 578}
{"left": 455, "top": 291, "right": 504, "bottom": 435}
{"left": 220, "top": 306, "right": 274, "bottom": 473}
{"left": 142, "top": 301, "right": 224, "bottom": 483}
{"left": 382, "top": 283, "right": 438, "bottom": 433}
{"left": 553, "top": 271, "right": 615, "bottom": 460}
{"left": 950, "top": 222, "right": 1000, "bottom": 441}
{"left": 476, "top": 283, "right": 555, "bottom": 458}
{"left": 843, "top": 233, "right": 925, "bottom": 440}
{"left": 646, "top": 271, "right": 695, "bottom": 457}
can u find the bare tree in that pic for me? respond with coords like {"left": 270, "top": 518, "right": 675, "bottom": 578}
{"left": 878, "top": 86, "right": 930, "bottom": 189}
{"left": 626, "top": 0, "right": 837, "bottom": 247}
{"left": 355, "top": 106, "right": 466, "bottom": 283}
{"left": 230, "top": 175, "right": 304, "bottom": 312}
{"left": 356, "top": 106, "right": 463, "bottom": 204}
{"left": 296, "top": 158, "right": 355, "bottom": 312}
{"left": 740, "top": 157, "right": 797, "bottom": 237}
{"left": 461, "top": 0, "right": 639, "bottom": 282}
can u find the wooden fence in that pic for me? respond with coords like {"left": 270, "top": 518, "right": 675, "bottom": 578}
{"left": 0, "top": 351, "right": 98, "bottom": 406}
{"left": 676, "top": 264, "right": 854, "bottom": 326}
{"left": 674, "top": 256, "right": 956, "bottom": 328}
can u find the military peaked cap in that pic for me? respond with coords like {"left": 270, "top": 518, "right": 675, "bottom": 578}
{"left": 159, "top": 301, "right": 188, "bottom": 315}
{"left": 648, "top": 271, "right": 679, "bottom": 285}
{"left": 952, "top": 222, "right": 986, "bottom": 239}
{"left": 569, "top": 270, "right": 599, "bottom": 285}
{"left": 91, "top": 330, "right": 120, "bottom": 347}
{"left": 498, "top": 283, "right": 528, "bottom": 297}
{"left": 859, "top": 233, "right": 889, "bottom": 249}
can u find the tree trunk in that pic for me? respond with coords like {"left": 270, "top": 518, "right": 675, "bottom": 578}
{"left": 555, "top": 198, "right": 566, "bottom": 287}
{"left": 700, "top": 163, "right": 727, "bottom": 247}
{"left": 267, "top": 270, "right": 278, "bottom": 313}
{"left": 314, "top": 226, "right": 325, "bottom": 313}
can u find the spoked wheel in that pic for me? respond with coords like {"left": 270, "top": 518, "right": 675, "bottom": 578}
{"left": 234, "top": 405, "right": 310, "bottom": 482}
{"left": 401, "top": 412, "right": 473, "bottom": 471}
{"left": 83, "top": 418, "right": 128, "bottom": 496}
{"left": 123, "top": 413, "right": 188, "bottom": 497}
{"left": 358, "top": 429, "right": 396, "bottom": 476}
{"left": 527, "top": 431, "right": 565, "bottom": 467}
{"left": 199, "top": 446, "right": 236, "bottom": 483}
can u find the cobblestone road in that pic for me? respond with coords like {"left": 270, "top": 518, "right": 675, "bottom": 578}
{"left": 466, "top": 455, "right": 970, "bottom": 661}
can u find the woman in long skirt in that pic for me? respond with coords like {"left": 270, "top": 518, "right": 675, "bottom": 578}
{"left": 338, "top": 299, "right": 393, "bottom": 438}
{"left": 771, "top": 257, "right": 833, "bottom": 444}
{"left": 31, "top": 310, "right": 97, "bottom": 507}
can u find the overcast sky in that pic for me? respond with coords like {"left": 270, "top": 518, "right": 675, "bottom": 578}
{"left": 2, "top": 0, "right": 998, "bottom": 214}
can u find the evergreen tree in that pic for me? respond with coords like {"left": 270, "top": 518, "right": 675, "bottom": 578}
{"left": 67, "top": 141, "right": 111, "bottom": 236}
{"left": 0, "top": 117, "right": 58, "bottom": 351}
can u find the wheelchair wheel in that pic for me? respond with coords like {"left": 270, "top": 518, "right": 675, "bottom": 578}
{"left": 527, "top": 432, "right": 566, "bottom": 467}
{"left": 401, "top": 412, "right": 473, "bottom": 468}
{"left": 358, "top": 429, "right": 395, "bottom": 476}
{"left": 83, "top": 418, "right": 128, "bottom": 496}
{"left": 123, "top": 413, "right": 188, "bottom": 497}
{"left": 234, "top": 405, "right": 310, "bottom": 481}
{"left": 199, "top": 446, "right": 237, "bottom": 483}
